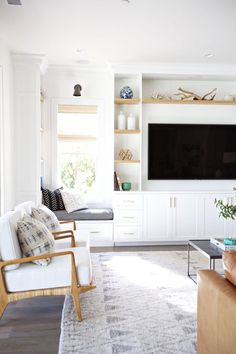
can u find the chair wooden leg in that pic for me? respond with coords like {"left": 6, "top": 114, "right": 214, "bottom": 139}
{"left": 0, "top": 297, "right": 8, "bottom": 319}
{"left": 71, "top": 288, "right": 82, "bottom": 321}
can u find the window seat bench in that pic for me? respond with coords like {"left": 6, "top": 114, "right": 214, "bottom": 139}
{"left": 54, "top": 205, "right": 114, "bottom": 247}
{"left": 54, "top": 206, "right": 113, "bottom": 221}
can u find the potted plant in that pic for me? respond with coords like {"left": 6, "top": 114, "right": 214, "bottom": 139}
{"left": 215, "top": 193, "right": 236, "bottom": 245}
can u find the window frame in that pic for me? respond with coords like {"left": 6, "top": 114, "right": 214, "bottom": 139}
{"left": 51, "top": 98, "right": 104, "bottom": 200}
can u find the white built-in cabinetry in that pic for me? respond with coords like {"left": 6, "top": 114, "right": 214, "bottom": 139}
{"left": 114, "top": 191, "right": 236, "bottom": 244}
{"left": 114, "top": 74, "right": 142, "bottom": 191}
{"left": 114, "top": 193, "right": 143, "bottom": 242}
{"left": 113, "top": 71, "right": 236, "bottom": 245}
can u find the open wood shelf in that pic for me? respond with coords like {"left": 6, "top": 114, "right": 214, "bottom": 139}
{"left": 142, "top": 98, "right": 236, "bottom": 105}
{"left": 115, "top": 159, "right": 140, "bottom": 164}
{"left": 115, "top": 98, "right": 141, "bottom": 105}
{"left": 114, "top": 129, "right": 141, "bottom": 134}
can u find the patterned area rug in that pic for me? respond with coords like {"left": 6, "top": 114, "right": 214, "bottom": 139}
{"left": 59, "top": 251, "right": 222, "bottom": 354}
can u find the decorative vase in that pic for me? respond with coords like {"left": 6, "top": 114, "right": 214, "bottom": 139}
{"left": 120, "top": 86, "right": 133, "bottom": 99}
{"left": 127, "top": 113, "right": 136, "bottom": 130}
{"left": 117, "top": 111, "right": 126, "bottom": 130}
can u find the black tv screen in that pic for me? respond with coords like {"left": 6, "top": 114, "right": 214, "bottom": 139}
{"left": 148, "top": 123, "right": 236, "bottom": 180}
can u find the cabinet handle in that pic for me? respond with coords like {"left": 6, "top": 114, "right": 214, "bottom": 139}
{"left": 123, "top": 200, "right": 135, "bottom": 204}
{"left": 124, "top": 232, "right": 135, "bottom": 235}
{"left": 123, "top": 216, "right": 135, "bottom": 219}
{"left": 170, "top": 197, "right": 172, "bottom": 208}
{"left": 90, "top": 231, "right": 101, "bottom": 234}
{"left": 173, "top": 197, "right": 176, "bottom": 208}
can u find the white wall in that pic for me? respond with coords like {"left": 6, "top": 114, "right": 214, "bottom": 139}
{"left": 44, "top": 66, "right": 114, "bottom": 206}
{"left": 0, "top": 40, "right": 14, "bottom": 213}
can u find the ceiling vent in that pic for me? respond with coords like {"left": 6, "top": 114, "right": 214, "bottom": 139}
{"left": 7, "top": 0, "right": 22, "bottom": 5}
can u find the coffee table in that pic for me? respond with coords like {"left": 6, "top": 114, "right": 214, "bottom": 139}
{"left": 187, "top": 239, "right": 223, "bottom": 283}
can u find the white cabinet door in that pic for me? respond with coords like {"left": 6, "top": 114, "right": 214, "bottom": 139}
{"left": 144, "top": 194, "right": 171, "bottom": 240}
{"left": 202, "top": 194, "right": 232, "bottom": 238}
{"left": 76, "top": 222, "right": 114, "bottom": 246}
{"left": 114, "top": 226, "right": 142, "bottom": 242}
{"left": 172, "top": 194, "right": 200, "bottom": 240}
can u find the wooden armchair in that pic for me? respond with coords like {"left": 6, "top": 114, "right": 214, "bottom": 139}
{"left": 0, "top": 211, "right": 95, "bottom": 321}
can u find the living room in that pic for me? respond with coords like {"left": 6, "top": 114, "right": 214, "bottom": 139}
{"left": 1, "top": 1, "right": 236, "bottom": 353}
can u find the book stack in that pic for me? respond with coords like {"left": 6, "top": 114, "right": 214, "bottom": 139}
{"left": 210, "top": 238, "right": 236, "bottom": 251}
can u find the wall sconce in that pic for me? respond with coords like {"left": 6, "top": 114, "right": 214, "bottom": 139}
{"left": 73, "top": 84, "right": 82, "bottom": 96}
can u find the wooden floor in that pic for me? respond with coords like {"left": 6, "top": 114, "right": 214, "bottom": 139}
{"left": 0, "top": 245, "right": 185, "bottom": 354}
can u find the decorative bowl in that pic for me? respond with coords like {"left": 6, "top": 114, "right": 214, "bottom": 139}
{"left": 122, "top": 182, "right": 132, "bottom": 191}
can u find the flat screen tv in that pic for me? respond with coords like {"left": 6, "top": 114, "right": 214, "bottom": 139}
{"left": 148, "top": 123, "right": 236, "bottom": 180}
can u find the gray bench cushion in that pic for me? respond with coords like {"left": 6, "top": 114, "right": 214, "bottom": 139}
{"left": 54, "top": 207, "right": 113, "bottom": 221}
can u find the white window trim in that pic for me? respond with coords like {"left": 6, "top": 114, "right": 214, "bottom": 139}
{"left": 51, "top": 97, "right": 105, "bottom": 201}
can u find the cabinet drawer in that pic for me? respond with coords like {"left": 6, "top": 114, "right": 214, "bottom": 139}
{"left": 114, "top": 194, "right": 143, "bottom": 209}
{"left": 114, "top": 210, "right": 142, "bottom": 225}
{"left": 114, "top": 226, "right": 142, "bottom": 242}
{"left": 76, "top": 223, "right": 113, "bottom": 243}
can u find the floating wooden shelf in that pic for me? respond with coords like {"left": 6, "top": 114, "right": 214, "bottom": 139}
{"left": 142, "top": 99, "right": 236, "bottom": 105}
{"left": 115, "top": 98, "right": 141, "bottom": 105}
{"left": 114, "top": 129, "right": 141, "bottom": 134}
{"left": 115, "top": 159, "right": 140, "bottom": 164}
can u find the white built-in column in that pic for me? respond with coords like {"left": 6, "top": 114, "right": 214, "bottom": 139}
{"left": 12, "top": 54, "right": 46, "bottom": 205}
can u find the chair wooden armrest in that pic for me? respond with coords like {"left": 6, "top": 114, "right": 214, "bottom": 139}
{"left": 52, "top": 230, "right": 76, "bottom": 247}
{"left": 0, "top": 250, "right": 76, "bottom": 272}
{"left": 59, "top": 220, "right": 76, "bottom": 230}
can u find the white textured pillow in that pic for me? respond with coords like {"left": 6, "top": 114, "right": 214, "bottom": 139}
{"left": 17, "top": 216, "right": 55, "bottom": 266}
{"left": 60, "top": 190, "right": 87, "bottom": 213}
{"left": 31, "top": 206, "right": 60, "bottom": 231}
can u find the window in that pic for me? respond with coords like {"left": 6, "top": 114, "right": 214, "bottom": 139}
{"left": 57, "top": 105, "right": 98, "bottom": 195}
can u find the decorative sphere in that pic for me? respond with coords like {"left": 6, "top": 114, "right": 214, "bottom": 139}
{"left": 120, "top": 86, "right": 133, "bottom": 99}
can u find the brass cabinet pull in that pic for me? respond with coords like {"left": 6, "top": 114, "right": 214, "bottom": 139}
{"left": 170, "top": 197, "right": 172, "bottom": 208}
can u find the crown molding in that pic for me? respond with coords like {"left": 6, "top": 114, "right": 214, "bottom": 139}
{"left": 11, "top": 53, "right": 48, "bottom": 73}
{"left": 47, "top": 61, "right": 111, "bottom": 73}
{"left": 110, "top": 61, "right": 236, "bottom": 78}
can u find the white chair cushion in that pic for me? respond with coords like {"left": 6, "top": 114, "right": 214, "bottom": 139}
{"left": 55, "top": 229, "right": 90, "bottom": 250}
{"left": 5, "top": 247, "right": 92, "bottom": 292}
{"left": 31, "top": 206, "right": 60, "bottom": 231}
{"left": 14, "top": 201, "right": 35, "bottom": 217}
{"left": 0, "top": 211, "right": 22, "bottom": 270}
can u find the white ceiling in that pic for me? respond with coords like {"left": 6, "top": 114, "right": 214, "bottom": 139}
{"left": 0, "top": 0, "right": 236, "bottom": 66}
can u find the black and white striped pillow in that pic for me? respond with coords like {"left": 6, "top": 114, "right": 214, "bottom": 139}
{"left": 41, "top": 187, "right": 65, "bottom": 211}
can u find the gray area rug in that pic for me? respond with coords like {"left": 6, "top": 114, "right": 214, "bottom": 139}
{"left": 59, "top": 250, "right": 222, "bottom": 354}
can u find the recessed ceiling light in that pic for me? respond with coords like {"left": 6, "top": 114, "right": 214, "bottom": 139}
{"left": 76, "top": 59, "right": 90, "bottom": 65}
{"left": 204, "top": 53, "right": 214, "bottom": 58}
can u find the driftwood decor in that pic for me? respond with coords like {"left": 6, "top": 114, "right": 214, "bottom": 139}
{"left": 175, "top": 87, "right": 217, "bottom": 101}
{"left": 119, "top": 149, "right": 133, "bottom": 161}
{"left": 151, "top": 91, "right": 166, "bottom": 100}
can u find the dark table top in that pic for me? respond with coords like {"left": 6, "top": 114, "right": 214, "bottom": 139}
{"left": 188, "top": 239, "right": 223, "bottom": 259}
